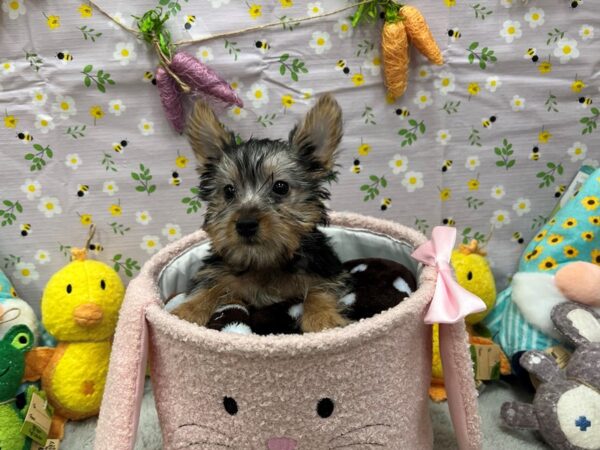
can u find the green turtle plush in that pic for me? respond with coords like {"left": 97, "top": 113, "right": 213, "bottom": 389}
{"left": 0, "top": 324, "right": 35, "bottom": 450}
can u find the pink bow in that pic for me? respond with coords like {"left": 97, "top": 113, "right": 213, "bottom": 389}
{"left": 411, "top": 226, "right": 487, "bottom": 324}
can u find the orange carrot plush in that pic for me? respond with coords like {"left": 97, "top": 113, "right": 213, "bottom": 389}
{"left": 401, "top": 5, "right": 444, "bottom": 65}
{"left": 381, "top": 19, "right": 410, "bottom": 99}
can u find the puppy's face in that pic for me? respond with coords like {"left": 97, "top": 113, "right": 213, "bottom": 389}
{"left": 186, "top": 94, "right": 343, "bottom": 270}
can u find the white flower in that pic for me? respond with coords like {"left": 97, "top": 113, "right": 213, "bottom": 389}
{"left": 416, "top": 66, "right": 432, "bottom": 80}
{"left": 413, "top": 90, "right": 433, "bottom": 110}
{"left": 511, "top": 95, "right": 525, "bottom": 111}
{"left": 135, "top": 210, "right": 152, "bottom": 225}
{"left": 485, "top": 76, "right": 502, "bottom": 92}
{"left": 20, "top": 179, "right": 42, "bottom": 200}
{"left": 138, "top": 118, "right": 154, "bottom": 136}
{"left": 434, "top": 71, "right": 455, "bottom": 95}
{"left": 210, "top": 0, "right": 230, "bottom": 7}
{"left": 65, "top": 153, "right": 82, "bottom": 170}
{"left": 31, "top": 89, "right": 47, "bottom": 106}
{"left": 107, "top": 12, "right": 129, "bottom": 29}
{"left": 141, "top": 235, "right": 162, "bottom": 254}
{"left": 162, "top": 223, "right": 182, "bottom": 241}
{"left": 246, "top": 82, "right": 269, "bottom": 108}
{"left": 309, "top": 31, "right": 332, "bottom": 55}
{"left": 1, "top": 61, "right": 15, "bottom": 75}
{"left": 37, "top": 196, "right": 62, "bottom": 218}
{"left": 113, "top": 42, "right": 137, "bottom": 65}
{"left": 13, "top": 262, "right": 38, "bottom": 285}
{"left": 554, "top": 38, "right": 580, "bottom": 63}
{"left": 333, "top": 18, "right": 353, "bottom": 39}
{"left": 579, "top": 24, "right": 594, "bottom": 41}
{"left": 300, "top": 88, "right": 314, "bottom": 103}
{"left": 567, "top": 141, "right": 588, "bottom": 162}
{"left": 500, "top": 0, "right": 513, "bottom": 8}
{"left": 465, "top": 156, "right": 480, "bottom": 171}
{"left": 108, "top": 99, "right": 125, "bottom": 116}
{"left": 388, "top": 154, "right": 408, "bottom": 174}
{"left": 524, "top": 7, "right": 544, "bottom": 28}
{"left": 34, "top": 114, "right": 55, "bottom": 133}
{"left": 52, "top": 95, "right": 77, "bottom": 119}
{"left": 583, "top": 158, "right": 599, "bottom": 168}
{"left": 491, "top": 185, "right": 506, "bottom": 200}
{"left": 491, "top": 210, "right": 511, "bottom": 228}
{"left": 513, "top": 198, "right": 531, "bottom": 216}
{"left": 34, "top": 250, "right": 51, "bottom": 265}
{"left": 2, "top": 0, "right": 26, "bottom": 20}
{"left": 500, "top": 20, "right": 522, "bottom": 43}
{"left": 307, "top": 2, "right": 323, "bottom": 16}
{"left": 402, "top": 171, "right": 424, "bottom": 192}
{"left": 196, "top": 46, "right": 214, "bottom": 63}
{"left": 103, "top": 180, "right": 119, "bottom": 196}
{"left": 229, "top": 77, "right": 244, "bottom": 93}
{"left": 227, "top": 106, "right": 247, "bottom": 121}
{"left": 362, "top": 50, "right": 381, "bottom": 76}
{"left": 436, "top": 130, "right": 452, "bottom": 145}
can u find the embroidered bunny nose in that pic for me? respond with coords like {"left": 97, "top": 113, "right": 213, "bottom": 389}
{"left": 266, "top": 437, "right": 297, "bottom": 450}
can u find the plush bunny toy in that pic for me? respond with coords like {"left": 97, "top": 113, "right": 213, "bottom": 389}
{"left": 501, "top": 302, "right": 600, "bottom": 450}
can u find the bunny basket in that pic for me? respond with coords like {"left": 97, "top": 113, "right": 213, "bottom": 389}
{"left": 94, "top": 212, "right": 483, "bottom": 450}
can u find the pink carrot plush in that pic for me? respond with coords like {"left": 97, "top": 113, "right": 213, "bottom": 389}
{"left": 156, "top": 67, "right": 186, "bottom": 134}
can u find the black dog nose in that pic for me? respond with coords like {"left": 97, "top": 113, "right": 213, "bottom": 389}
{"left": 236, "top": 218, "right": 259, "bottom": 237}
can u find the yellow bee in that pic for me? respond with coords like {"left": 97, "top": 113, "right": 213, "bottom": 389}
{"left": 441, "top": 160, "right": 453, "bottom": 173}
{"left": 88, "top": 243, "right": 104, "bottom": 254}
{"left": 482, "top": 115, "right": 497, "bottom": 128}
{"left": 395, "top": 108, "right": 410, "bottom": 119}
{"left": 20, "top": 223, "right": 31, "bottom": 237}
{"left": 184, "top": 15, "right": 196, "bottom": 30}
{"left": 113, "top": 139, "right": 128, "bottom": 153}
{"left": 447, "top": 28, "right": 461, "bottom": 41}
{"left": 571, "top": 0, "right": 582, "bottom": 8}
{"left": 579, "top": 97, "right": 593, "bottom": 107}
{"left": 512, "top": 232, "right": 524, "bottom": 244}
{"left": 442, "top": 217, "right": 455, "bottom": 226}
{"left": 380, "top": 197, "right": 392, "bottom": 211}
{"left": 350, "top": 159, "right": 361, "bottom": 174}
{"left": 529, "top": 146, "right": 540, "bottom": 161}
{"left": 255, "top": 40, "right": 271, "bottom": 53}
{"left": 170, "top": 171, "right": 182, "bottom": 186}
{"left": 335, "top": 59, "right": 350, "bottom": 75}
{"left": 554, "top": 184, "right": 566, "bottom": 198}
{"left": 143, "top": 71, "right": 157, "bottom": 85}
{"left": 17, "top": 131, "right": 33, "bottom": 143}
{"left": 525, "top": 48, "right": 538, "bottom": 63}
{"left": 56, "top": 51, "right": 73, "bottom": 62}
{"left": 76, "top": 184, "right": 89, "bottom": 197}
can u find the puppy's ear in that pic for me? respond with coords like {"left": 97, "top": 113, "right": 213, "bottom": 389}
{"left": 290, "top": 94, "right": 343, "bottom": 170}
{"left": 187, "top": 100, "right": 233, "bottom": 165}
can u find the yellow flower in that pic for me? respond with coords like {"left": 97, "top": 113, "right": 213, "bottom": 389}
{"left": 175, "top": 155, "right": 189, "bottom": 168}
{"left": 78, "top": 4, "right": 92, "bottom": 18}
{"left": 591, "top": 249, "right": 600, "bottom": 266}
{"left": 563, "top": 246, "right": 578, "bottom": 258}
{"left": 279, "top": 0, "right": 293, "bottom": 7}
{"left": 443, "top": 0, "right": 456, "bottom": 6}
{"left": 467, "top": 82, "right": 480, "bottom": 96}
{"left": 538, "top": 257, "right": 557, "bottom": 271}
{"left": 358, "top": 143, "right": 371, "bottom": 156}
{"left": 80, "top": 214, "right": 93, "bottom": 226}
{"left": 109, "top": 204, "right": 122, "bottom": 217}
{"left": 4, "top": 115, "right": 17, "bottom": 129}
{"left": 352, "top": 73, "right": 365, "bottom": 87}
{"left": 562, "top": 218, "right": 577, "bottom": 228}
{"left": 582, "top": 196, "right": 599, "bottom": 211}
{"left": 534, "top": 229, "right": 547, "bottom": 241}
{"left": 46, "top": 15, "right": 60, "bottom": 29}
{"left": 467, "top": 179, "right": 480, "bottom": 191}
{"left": 582, "top": 231, "right": 595, "bottom": 242}
{"left": 525, "top": 245, "right": 543, "bottom": 261}
{"left": 281, "top": 94, "right": 295, "bottom": 108}
{"left": 571, "top": 79, "right": 586, "bottom": 93}
{"left": 439, "top": 188, "right": 451, "bottom": 201}
{"left": 538, "top": 61, "right": 552, "bottom": 74}
{"left": 589, "top": 216, "right": 600, "bottom": 226}
{"left": 249, "top": 4, "right": 262, "bottom": 19}
{"left": 89, "top": 105, "right": 104, "bottom": 121}
{"left": 538, "top": 130, "right": 552, "bottom": 144}
{"left": 547, "top": 234, "right": 563, "bottom": 245}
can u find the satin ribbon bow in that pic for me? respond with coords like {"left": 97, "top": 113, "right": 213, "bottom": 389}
{"left": 411, "top": 226, "right": 487, "bottom": 324}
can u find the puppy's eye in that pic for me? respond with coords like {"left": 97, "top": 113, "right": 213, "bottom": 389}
{"left": 272, "top": 180, "right": 289, "bottom": 196}
{"left": 223, "top": 396, "right": 238, "bottom": 415}
{"left": 317, "top": 398, "right": 334, "bottom": 418}
{"left": 224, "top": 184, "right": 236, "bottom": 200}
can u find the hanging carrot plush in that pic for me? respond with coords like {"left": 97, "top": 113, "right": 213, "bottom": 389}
{"left": 400, "top": 5, "right": 444, "bottom": 65}
{"left": 381, "top": 19, "right": 410, "bottom": 98}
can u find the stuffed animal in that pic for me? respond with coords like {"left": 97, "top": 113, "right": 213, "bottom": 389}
{"left": 24, "top": 245, "right": 125, "bottom": 439}
{"left": 0, "top": 324, "right": 35, "bottom": 450}
{"left": 501, "top": 302, "right": 600, "bottom": 450}
{"left": 0, "top": 269, "right": 39, "bottom": 345}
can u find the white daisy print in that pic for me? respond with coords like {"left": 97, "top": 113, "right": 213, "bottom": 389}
{"left": 500, "top": 0, "right": 513, "bottom": 8}
{"left": 107, "top": 12, "right": 128, "bottom": 29}
{"left": 436, "top": 130, "right": 452, "bottom": 145}
{"left": 491, "top": 210, "right": 511, "bottom": 229}
{"left": 1, "top": 61, "right": 15, "bottom": 75}
{"left": 34, "top": 250, "right": 51, "bottom": 265}
{"left": 135, "top": 210, "right": 152, "bottom": 225}
{"left": 140, "top": 235, "right": 162, "bottom": 255}
{"left": 13, "top": 262, "right": 38, "bottom": 285}
{"left": 227, "top": 106, "right": 248, "bottom": 121}
{"left": 246, "top": 82, "right": 270, "bottom": 108}
{"left": 20, "top": 179, "right": 42, "bottom": 200}
{"left": 309, "top": 31, "right": 332, "bottom": 55}
{"left": 103, "top": 180, "right": 119, "bottom": 196}
{"left": 210, "top": 0, "right": 230, "bottom": 6}
{"left": 524, "top": 7, "right": 544, "bottom": 28}
{"left": 138, "top": 118, "right": 154, "bottom": 136}
{"left": 229, "top": 77, "right": 244, "bottom": 93}
{"left": 108, "top": 99, "right": 126, "bottom": 116}
{"left": 511, "top": 95, "right": 525, "bottom": 111}
{"left": 500, "top": 20, "right": 522, "bottom": 43}
{"left": 583, "top": 158, "right": 599, "bottom": 169}
{"left": 307, "top": 2, "right": 323, "bottom": 16}
{"left": 434, "top": 71, "right": 455, "bottom": 95}
{"left": 554, "top": 38, "right": 579, "bottom": 63}
{"left": 567, "top": 142, "right": 587, "bottom": 162}
{"left": 491, "top": 185, "right": 506, "bottom": 200}
{"left": 362, "top": 50, "right": 381, "bottom": 76}
{"left": 34, "top": 114, "right": 55, "bottom": 134}
{"left": 162, "top": 223, "right": 182, "bottom": 242}
{"left": 333, "top": 18, "right": 353, "bottom": 39}
{"left": 38, "top": 196, "right": 62, "bottom": 218}
{"left": 31, "top": 89, "right": 47, "bottom": 106}
{"left": 388, "top": 154, "right": 408, "bottom": 174}
{"left": 416, "top": 66, "right": 432, "bottom": 81}
{"left": 196, "top": 46, "right": 214, "bottom": 63}
{"left": 512, "top": 198, "right": 531, "bottom": 216}
{"left": 52, "top": 95, "right": 77, "bottom": 119}
{"left": 466, "top": 156, "right": 481, "bottom": 171}
{"left": 65, "top": 153, "right": 82, "bottom": 170}
{"left": 579, "top": 24, "right": 594, "bottom": 41}
{"left": 413, "top": 90, "right": 433, "bottom": 110}
{"left": 485, "top": 76, "right": 502, "bottom": 92}
{"left": 2, "top": 0, "right": 27, "bottom": 19}
{"left": 402, "top": 171, "right": 424, "bottom": 192}
{"left": 113, "top": 42, "right": 137, "bottom": 65}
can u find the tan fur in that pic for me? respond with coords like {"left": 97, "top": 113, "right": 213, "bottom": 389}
{"left": 302, "top": 290, "right": 349, "bottom": 332}
{"left": 186, "top": 101, "right": 233, "bottom": 165}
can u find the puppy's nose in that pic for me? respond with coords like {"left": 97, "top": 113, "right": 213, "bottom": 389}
{"left": 236, "top": 217, "right": 259, "bottom": 237}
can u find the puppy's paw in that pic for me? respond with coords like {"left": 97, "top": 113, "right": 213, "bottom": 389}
{"left": 172, "top": 301, "right": 212, "bottom": 327}
{"left": 301, "top": 309, "right": 349, "bottom": 333}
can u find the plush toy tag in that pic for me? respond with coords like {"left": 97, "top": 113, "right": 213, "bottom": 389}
{"left": 20, "top": 392, "right": 54, "bottom": 445}
{"left": 32, "top": 439, "right": 60, "bottom": 450}
{"left": 471, "top": 343, "right": 501, "bottom": 381}
{"left": 545, "top": 345, "right": 571, "bottom": 369}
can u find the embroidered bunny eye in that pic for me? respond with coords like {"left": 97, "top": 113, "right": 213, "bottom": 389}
{"left": 317, "top": 398, "right": 334, "bottom": 418}
{"left": 223, "top": 396, "right": 238, "bottom": 415}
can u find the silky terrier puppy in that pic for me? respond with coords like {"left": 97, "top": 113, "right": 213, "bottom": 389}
{"left": 173, "top": 94, "right": 351, "bottom": 333}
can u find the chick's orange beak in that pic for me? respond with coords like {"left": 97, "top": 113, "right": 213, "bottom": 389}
{"left": 73, "top": 303, "right": 104, "bottom": 327}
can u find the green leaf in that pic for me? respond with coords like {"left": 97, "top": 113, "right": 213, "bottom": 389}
{"left": 15, "top": 202, "right": 23, "bottom": 213}
{"left": 468, "top": 53, "right": 475, "bottom": 64}
{"left": 469, "top": 42, "right": 479, "bottom": 50}
{"left": 280, "top": 53, "right": 289, "bottom": 62}
{"left": 507, "top": 160, "right": 516, "bottom": 168}
{"left": 46, "top": 148, "right": 53, "bottom": 158}
{"left": 98, "top": 84, "right": 106, "bottom": 93}
{"left": 84, "top": 76, "right": 91, "bottom": 87}
{"left": 131, "top": 172, "right": 140, "bottom": 181}
{"left": 479, "top": 60, "right": 486, "bottom": 70}
{"left": 291, "top": 71, "right": 298, "bottom": 82}
{"left": 398, "top": 129, "right": 408, "bottom": 135}
{"left": 496, "top": 161, "right": 505, "bottom": 167}
{"left": 369, "top": 175, "right": 378, "bottom": 182}
{"left": 148, "top": 185, "right": 157, "bottom": 194}
{"left": 360, "top": 185, "right": 369, "bottom": 191}
{"left": 113, "top": 254, "right": 122, "bottom": 261}
{"left": 3, "top": 200, "right": 12, "bottom": 207}
{"left": 380, "top": 178, "right": 387, "bottom": 188}
{"left": 591, "top": 107, "right": 599, "bottom": 115}
{"left": 408, "top": 119, "right": 417, "bottom": 127}
{"left": 419, "top": 122, "right": 426, "bottom": 134}
{"left": 135, "top": 186, "right": 146, "bottom": 192}
{"left": 279, "top": 65, "right": 286, "bottom": 76}
{"left": 83, "top": 64, "right": 93, "bottom": 73}
{"left": 24, "top": 153, "right": 34, "bottom": 160}
{"left": 33, "top": 143, "right": 43, "bottom": 151}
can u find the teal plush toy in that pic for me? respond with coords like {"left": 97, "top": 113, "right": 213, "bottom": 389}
{"left": 0, "top": 269, "right": 40, "bottom": 345}
{"left": 0, "top": 324, "right": 35, "bottom": 450}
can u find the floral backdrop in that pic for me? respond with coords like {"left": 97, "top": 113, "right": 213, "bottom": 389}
{"left": 0, "top": 0, "right": 598, "bottom": 313}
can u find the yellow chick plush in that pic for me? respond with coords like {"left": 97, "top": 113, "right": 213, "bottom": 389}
{"left": 25, "top": 247, "right": 124, "bottom": 438}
